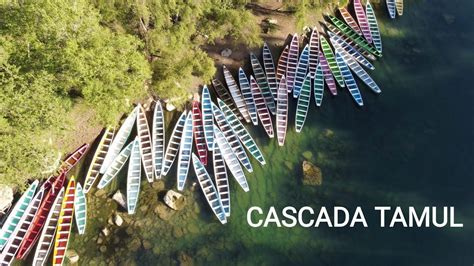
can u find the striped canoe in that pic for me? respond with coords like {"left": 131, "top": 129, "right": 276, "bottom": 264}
{"left": 0, "top": 188, "right": 43, "bottom": 266}
{"left": 100, "top": 106, "right": 137, "bottom": 174}
{"left": 213, "top": 126, "right": 249, "bottom": 192}
{"left": 250, "top": 53, "right": 276, "bottom": 114}
{"left": 192, "top": 154, "right": 227, "bottom": 224}
{"left": 320, "top": 36, "right": 345, "bottom": 88}
{"left": 276, "top": 45, "right": 289, "bottom": 84}
{"left": 59, "top": 144, "right": 88, "bottom": 174}
{"left": 97, "top": 141, "right": 133, "bottom": 189}
{"left": 354, "top": 0, "right": 373, "bottom": 43}
{"left": 223, "top": 65, "right": 251, "bottom": 123}
{"left": 136, "top": 104, "right": 154, "bottom": 182}
{"left": 238, "top": 68, "right": 258, "bottom": 125}
{"left": 335, "top": 52, "right": 364, "bottom": 106}
{"left": 314, "top": 64, "right": 325, "bottom": 107}
{"left": 127, "top": 138, "right": 141, "bottom": 214}
{"left": 74, "top": 183, "right": 86, "bottom": 235}
{"left": 366, "top": 2, "right": 383, "bottom": 54}
{"left": 192, "top": 101, "right": 208, "bottom": 165}
{"left": 327, "top": 31, "right": 375, "bottom": 70}
{"left": 339, "top": 7, "right": 362, "bottom": 35}
{"left": 32, "top": 188, "right": 64, "bottom": 266}
{"left": 218, "top": 99, "right": 266, "bottom": 165}
{"left": 396, "top": 0, "right": 404, "bottom": 16}
{"left": 212, "top": 142, "right": 230, "bottom": 217}
{"left": 211, "top": 79, "right": 242, "bottom": 121}
{"left": 177, "top": 112, "right": 193, "bottom": 191}
{"left": 250, "top": 76, "right": 274, "bottom": 138}
{"left": 212, "top": 103, "right": 253, "bottom": 173}
{"left": 201, "top": 86, "right": 214, "bottom": 151}
{"left": 308, "top": 28, "right": 320, "bottom": 78}
{"left": 295, "top": 74, "right": 312, "bottom": 133}
{"left": 52, "top": 177, "right": 76, "bottom": 266}
{"left": 324, "top": 22, "right": 377, "bottom": 61}
{"left": 318, "top": 52, "right": 338, "bottom": 96}
{"left": 292, "top": 44, "right": 310, "bottom": 98}
{"left": 286, "top": 34, "right": 299, "bottom": 93}
{"left": 387, "top": 0, "right": 396, "bottom": 19}
{"left": 262, "top": 43, "right": 278, "bottom": 100}
{"left": 161, "top": 112, "right": 187, "bottom": 176}
{"left": 0, "top": 180, "right": 38, "bottom": 251}
{"left": 152, "top": 100, "right": 165, "bottom": 178}
{"left": 276, "top": 76, "right": 288, "bottom": 146}
{"left": 83, "top": 127, "right": 114, "bottom": 193}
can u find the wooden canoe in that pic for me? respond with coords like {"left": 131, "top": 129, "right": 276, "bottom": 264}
{"left": 238, "top": 68, "right": 258, "bottom": 125}
{"left": 212, "top": 142, "right": 230, "bottom": 217}
{"left": 276, "top": 76, "right": 288, "bottom": 146}
{"left": 292, "top": 44, "right": 310, "bottom": 98}
{"left": 217, "top": 99, "right": 266, "bottom": 165}
{"left": 136, "top": 104, "right": 154, "bottom": 182}
{"left": 127, "top": 138, "right": 141, "bottom": 214}
{"left": 320, "top": 36, "right": 345, "bottom": 88}
{"left": 314, "top": 64, "right": 325, "bottom": 107}
{"left": 161, "top": 112, "right": 187, "bottom": 176}
{"left": 59, "top": 143, "right": 89, "bottom": 174}
{"left": 295, "top": 74, "right": 312, "bottom": 133}
{"left": 192, "top": 154, "right": 227, "bottom": 224}
{"left": 212, "top": 102, "right": 253, "bottom": 172}
{"left": 387, "top": 0, "right": 396, "bottom": 19}
{"left": 262, "top": 43, "right": 278, "bottom": 100}
{"left": 176, "top": 112, "right": 193, "bottom": 191}
{"left": 213, "top": 126, "right": 249, "bottom": 192}
{"left": 192, "top": 101, "right": 208, "bottom": 165}
{"left": 100, "top": 106, "right": 137, "bottom": 174}
{"left": 327, "top": 31, "right": 375, "bottom": 70}
{"left": 335, "top": 52, "right": 364, "bottom": 106}
{"left": 324, "top": 22, "right": 377, "bottom": 61}
{"left": 83, "top": 127, "right": 114, "bottom": 193}
{"left": 395, "top": 0, "right": 404, "bottom": 16}
{"left": 308, "top": 28, "right": 320, "bottom": 78}
{"left": 223, "top": 65, "right": 251, "bottom": 123}
{"left": 73, "top": 183, "right": 86, "bottom": 235}
{"left": 211, "top": 79, "right": 242, "bottom": 121}
{"left": 318, "top": 52, "right": 338, "bottom": 96}
{"left": 52, "top": 177, "right": 76, "bottom": 266}
{"left": 366, "top": 2, "right": 383, "bottom": 54}
{"left": 201, "top": 86, "right": 214, "bottom": 151}
{"left": 152, "top": 100, "right": 165, "bottom": 178}
{"left": 97, "top": 141, "right": 133, "bottom": 189}
{"left": 250, "top": 76, "right": 274, "bottom": 138}
{"left": 276, "top": 45, "right": 289, "bottom": 84}
{"left": 354, "top": 0, "right": 373, "bottom": 43}
{"left": 250, "top": 53, "right": 276, "bottom": 114}
{"left": 339, "top": 7, "right": 363, "bottom": 35}
{"left": 286, "top": 34, "right": 299, "bottom": 93}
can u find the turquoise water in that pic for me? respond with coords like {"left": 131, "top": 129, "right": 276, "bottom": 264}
{"left": 66, "top": 1, "right": 473, "bottom": 265}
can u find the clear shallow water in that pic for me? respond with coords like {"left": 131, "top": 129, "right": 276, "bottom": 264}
{"left": 64, "top": 1, "right": 474, "bottom": 265}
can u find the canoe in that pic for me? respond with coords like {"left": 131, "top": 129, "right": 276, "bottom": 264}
{"left": 211, "top": 79, "right": 242, "bottom": 121}
{"left": 286, "top": 34, "right": 299, "bottom": 93}
{"left": 97, "top": 141, "right": 133, "bottom": 189}
{"left": 161, "top": 112, "right": 187, "bottom": 176}
{"left": 16, "top": 173, "right": 65, "bottom": 259}
{"left": 293, "top": 44, "right": 310, "bottom": 98}
{"left": 52, "top": 177, "right": 76, "bottom": 266}
{"left": 201, "top": 86, "right": 214, "bottom": 151}
{"left": 238, "top": 68, "right": 258, "bottom": 125}
{"left": 320, "top": 36, "right": 345, "bottom": 88}
{"left": 31, "top": 188, "right": 64, "bottom": 266}
{"left": 212, "top": 103, "right": 253, "bottom": 173}
{"left": 218, "top": 99, "right": 266, "bottom": 165}
{"left": 327, "top": 31, "right": 375, "bottom": 70}
{"left": 336, "top": 47, "right": 381, "bottom": 94}
{"left": 192, "top": 101, "right": 208, "bottom": 165}
{"left": 324, "top": 22, "right": 377, "bottom": 61}
{"left": 223, "top": 65, "right": 251, "bottom": 123}
{"left": 74, "top": 183, "right": 86, "bottom": 235}
{"left": 387, "top": 0, "right": 396, "bottom": 19}
{"left": 276, "top": 45, "right": 289, "bottom": 84}
{"left": 295, "top": 74, "right": 312, "bottom": 133}
{"left": 0, "top": 188, "right": 43, "bottom": 266}
{"left": 213, "top": 126, "right": 249, "bottom": 192}
{"left": 59, "top": 143, "right": 89, "bottom": 174}
{"left": 262, "top": 43, "right": 278, "bottom": 100}
{"left": 127, "top": 138, "right": 141, "bottom": 214}
{"left": 212, "top": 142, "right": 230, "bottom": 217}
{"left": 327, "top": 15, "right": 381, "bottom": 57}
{"left": 100, "top": 107, "right": 137, "bottom": 174}
{"left": 136, "top": 104, "right": 154, "bottom": 182}
{"left": 176, "top": 112, "right": 193, "bottom": 191}
{"left": 395, "top": 0, "right": 403, "bottom": 16}
{"left": 192, "top": 154, "right": 227, "bottom": 224}
{"left": 318, "top": 52, "right": 338, "bottom": 95}
{"left": 366, "top": 2, "right": 383, "bottom": 54}
{"left": 339, "top": 7, "right": 363, "bottom": 35}
{"left": 250, "top": 76, "right": 274, "bottom": 138}
{"left": 83, "top": 127, "right": 114, "bottom": 193}
{"left": 152, "top": 100, "right": 165, "bottom": 178}
{"left": 276, "top": 76, "right": 288, "bottom": 146}
{"left": 0, "top": 180, "right": 38, "bottom": 251}
{"left": 308, "top": 28, "right": 320, "bottom": 78}
{"left": 354, "top": 0, "right": 373, "bottom": 43}
{"left": 335, "top": 52, "right": 364, "bottom": 106}
{"left": 250, "top": 53, "right": 276, "bottom": 114}
{"left": 314, "top": 64, "right": 325, "bottom": 107}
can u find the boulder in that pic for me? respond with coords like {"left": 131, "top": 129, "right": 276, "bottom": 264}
{"left": 65, "top": 249, "right": 79, "bottom": 264}
{"left": 163, "top": 190, "right": 186, "bottom": 210}
{"left": 166, "top": 102, "right": 176, "bottom": 112}
{"left": 112, "top": 190, "right": 127, "bottom": 209}
{"left": 114, "top": 214, "right": 124, "bottom": 227}
{"left": 220, "top": 48, "right": 232, "bottom": 57}
{"left": 302, "top": 161, "right": 323, "bottom": 186}
{"left": 0, "top": 185, "right": 14, "bottom": 214}
{"left": 101, "top": 227, "right": 111, "bottom": 237}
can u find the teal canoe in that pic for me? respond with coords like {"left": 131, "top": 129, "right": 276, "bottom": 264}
{"left": 74, "top": 183, "right": 87, "bottom": 234}
{"left": 314, "top": 64, "right": 325, "bottom": 107}
{"left": 127, "top": 138, "right": 141, "bottom": 214}
{"left": 295, "top": 73, "right": 312, "bottom": 133}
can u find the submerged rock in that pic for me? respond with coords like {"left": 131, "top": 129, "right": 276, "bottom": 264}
{"left": 152, "top": 180, "right": 165, "bottom": 190}
{"left": 114, "top": 214, "right": 124, "bottom": 227}
{"left": 112, "top": 190, "right": 127, "bottom": 209}
{"left": 178, "top": 252, "right": 194, "bottom": 266}
{"left": 166, "top": 102, "right": 177, "bottom": 112}
{"left": 142, "top": 240, "right": 152, "bottom": 249}
{"left": 442, "top": 14, "right": 455, "bottom": 24}
{"left": 220, "top": 48, "right": 232, "bottom": 57}
{"left": 163, "top": 190, "right": 186, "bottom": 210}
{"left": 0, "top": 185, "right": 14, "bottom": 214}
{"left": 154, "top": 202, "right": 176, "bottom": 220}
{"left": 94, "top": 189, "right": 106, "bottom": 198}
{"left": 65, "top": 249, "right": 79, "bottom": 264}
{"left": 302, "top": 161, "right": 323, "bottom": 186}
{"left": 302, "top": 151, "right": 313, "bottom": 160}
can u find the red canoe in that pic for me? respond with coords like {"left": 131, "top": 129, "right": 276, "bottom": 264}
{"left": 192, "top": 101, "right": 208, "bottom": 165}
{"left": 59, "top": 144, "right": 89, "bottom": 173}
